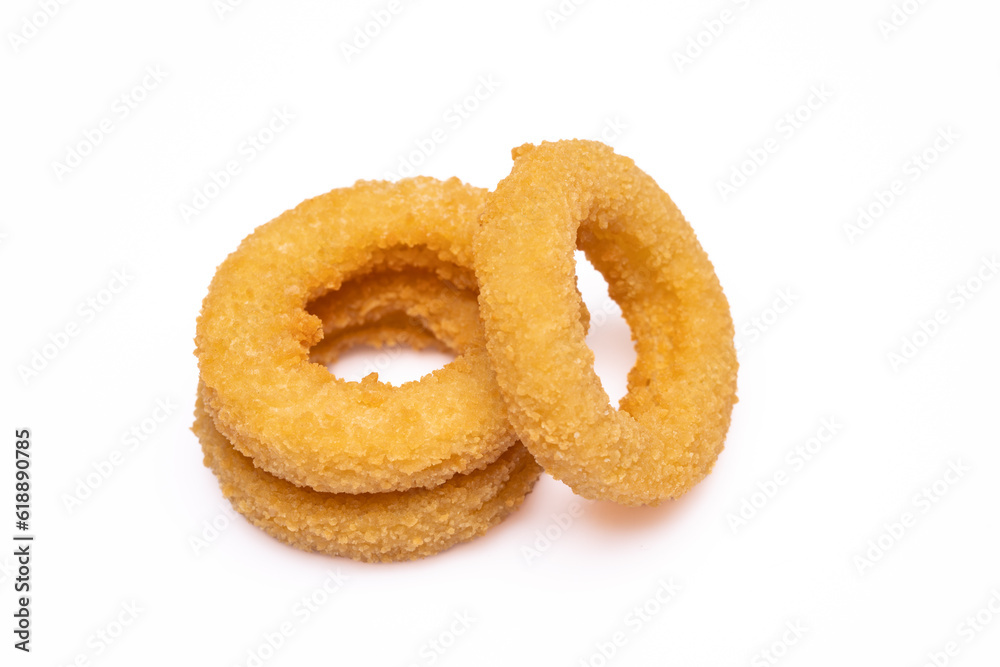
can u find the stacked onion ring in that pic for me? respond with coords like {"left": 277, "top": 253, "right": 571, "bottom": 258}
{"left": 193, "top": 141, "right": 737, "bottom": 562}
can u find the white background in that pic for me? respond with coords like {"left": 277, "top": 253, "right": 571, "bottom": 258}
{"left": 2, "top": 0, "right": 999, "bottom": 665}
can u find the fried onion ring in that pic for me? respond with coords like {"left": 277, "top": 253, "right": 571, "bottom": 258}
{"left": 474, "top": 140, "right": 738, "bottom": 506}
{"left": 196, "top": 267, "right": 541, "bottom": 561}
{"left": 306, "top": 268, "right": 482, "bottom": 368}
{"left": 196, "top": 178, "right": 515, "bottom": 494}
{"left": 195, "top": 384, "right": 542, "bottom": 562}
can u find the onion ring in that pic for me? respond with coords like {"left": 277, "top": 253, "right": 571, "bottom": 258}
{"left": 474, "top": 140, "right": 738, "bottom": 506}
{"left": 195, "top": 384, "right": 542, "bottom": 562}
{"left": 196, "top": 178, "right": 515, "bottom": 494}
{"left": 196, "top": 267, "right": 542, "bottom": 561}
{"left": 306, "top": 268, "right": 482, "bottom": 369}
{"left": 309, "top": 316, "right": 446, "bottom": 371}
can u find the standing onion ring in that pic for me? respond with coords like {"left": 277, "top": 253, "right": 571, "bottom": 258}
{"left": 474, "top": 140, "right": 738, "bottom": 506}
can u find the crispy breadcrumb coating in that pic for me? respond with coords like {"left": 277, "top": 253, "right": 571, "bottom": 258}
{"left": 195, "top": 384, "right": 541, "bottom": 563}
{"left": 196, "top": 178, "right": 516, "bottom": 494}
{"left": 475, "top": 140, "right": 738, "bottom": 506}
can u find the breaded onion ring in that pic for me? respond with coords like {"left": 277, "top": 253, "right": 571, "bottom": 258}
{"left": 197, "top": 268, "right": 541, "bottom": 561}
{"left": 196, "top": 178, "right": 515, "bottom": 494}
{"left": 195, "top": 384, "right": 542, "bottom": 563}
{"left": 309, "top": 315, "right": 446, "bottom": 370}
{"left": 474, "top": 140, "right": 738, "bottom": 506}
{"left": 306, "top": 268, "right": 482, "bottom": 368}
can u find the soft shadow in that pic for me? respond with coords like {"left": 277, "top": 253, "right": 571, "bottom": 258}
{"left": 581, "top": 481, "right": 707, "bottom": 534}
